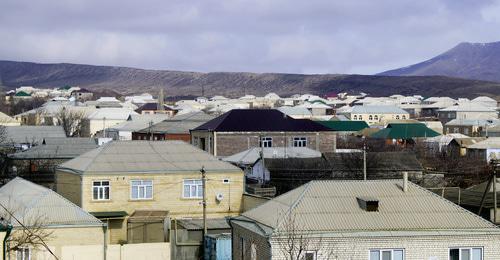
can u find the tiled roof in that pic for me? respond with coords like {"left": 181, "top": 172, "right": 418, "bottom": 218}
{"left": 241, "top": 180, "right": 499, "bottom": 234}
{"left": 57, "top": 140, "right": 241, "bottom": 174}
{"left": 0, "top": 177, "right": 102, "bottom": 227}
{"left": 193, "top": 109, "right": 331, "bottom": 132}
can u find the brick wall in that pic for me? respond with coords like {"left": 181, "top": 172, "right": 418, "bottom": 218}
{"left": 214, "top": 132, "right": 336, "bottom": 157}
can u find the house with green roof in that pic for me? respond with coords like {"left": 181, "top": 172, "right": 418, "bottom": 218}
{"left": 317, "top": 120, "right": 369, "bottom": 134}
{"left": 370, "top": 123, "right": 440, "bottom": 141}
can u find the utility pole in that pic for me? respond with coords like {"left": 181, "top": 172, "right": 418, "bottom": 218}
{"left": 363, "top": 137, "right": 367, "bottom": 181}
{"left": 201, "top": 166, "right": 207, "bottom": 239}
{"left": 494, "top": 159, "right": 499, "bottom": 224}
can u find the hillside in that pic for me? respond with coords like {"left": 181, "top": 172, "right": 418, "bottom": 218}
{"left": 0, "top": 60, "right": 499, "bottom": 99}
{"left": 380, "top": 41, "right": 500, "bottom": 82}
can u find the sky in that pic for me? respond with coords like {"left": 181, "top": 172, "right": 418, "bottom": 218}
{"left": 1, "top": 0, "right": 500, "bottom": 75}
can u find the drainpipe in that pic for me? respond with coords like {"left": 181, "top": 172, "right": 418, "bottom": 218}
{"left": 103, "top": 223, "right": 108, "bottom": 260}
{"left": 3, "top": 224, "right": 12, "bottom": 260}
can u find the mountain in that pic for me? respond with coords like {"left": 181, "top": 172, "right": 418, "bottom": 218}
{"left": 0, "top": 60, "right": 499, "bottom": 99}
{"left": 380, "top": 41, "right": 500, "bottom": 82}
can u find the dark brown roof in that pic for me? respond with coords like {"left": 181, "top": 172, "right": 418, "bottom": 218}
{"left": 193, "top": 109, "right": 332, "bottom": 132}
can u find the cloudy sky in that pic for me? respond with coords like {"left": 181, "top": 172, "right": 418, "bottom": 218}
{"left": 1, "top": 0, "right": 500, "bottom": 74}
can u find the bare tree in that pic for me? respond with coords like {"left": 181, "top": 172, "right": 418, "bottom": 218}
{"left": 0, "top": 198, "right": 56, "bottom": 258}
{"left": 54, "top": 107, "right": 88, "bottom": 137}
{"left": 275, "top": 211, "right": 340, "bottom": 260}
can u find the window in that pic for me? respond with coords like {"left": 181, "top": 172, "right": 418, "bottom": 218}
{"left": 374, "top": 115, "right": 379, "bottom": 120}
{"left": 395, "top": 115, "right": 400, "bottom": 120}
{"left": 449, "top": 248, "right": 482, "bottom": 260}
{"left": 183, "top": 179, "right": 203, "bottom": 198}
{"left": 259, "top": 137, "right": 273, "bottom": 147}
{"left": 223, "top": 179, "right": 230, "bottom": 184}
{"left": 369, "top": 115, "right": 373, "bottom": 120}
{"left": 359, "top": 115, "right": 363, "bottom": 120}
{"left": 402, "top": 115, "right": 406, "bottom": 119}
{"left": 369, "top": 249, "right": 404, "bottom": 260}
{"left": 17, "top": 247, "right": 30, "bottom": 260}
{"left": 303, "top": 251, "right": 317, "bottom": 260}
{"left": 448, "top": 113, "right": 454, "bottom": 118}
{"left": 353, "top": 115, "right": 358, "bottom": 120}
{"left": 93, "top": 180, "right": 110, "bottom": 200}
{"left": 293, "top": 137, "right": 307, "bottom": 147}
{"left": 130, "top": 180, "right": 153, "bottom": 200}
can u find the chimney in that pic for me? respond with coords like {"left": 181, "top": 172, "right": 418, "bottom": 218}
{"left": 403, "top": 172, "right": 408, "bottom": 192}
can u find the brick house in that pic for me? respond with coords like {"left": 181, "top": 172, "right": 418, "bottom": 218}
{"left": 230, "top": 179, "right": 500, "bottom": 260}
{"left": 190, "top": 109, "right": 336, "bottom": 157}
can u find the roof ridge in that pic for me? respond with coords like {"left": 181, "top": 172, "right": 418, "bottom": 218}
{"left": 274, "top": 181, "right": 312, "bottom": 234}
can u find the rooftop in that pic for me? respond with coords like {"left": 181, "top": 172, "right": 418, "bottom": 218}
{"left": 223, "top": 147, "right": 322, "bottom": 165}
{"left": 57, "top": 140, "right": 241, "bottom": 175}
{"left": 0, "top": 177, "right": 102, "bottom": 227}
{"left": 193, "top": 109, "right": 331, "bottom": 132}
{"left": 317, "top": 120, "right": 369, "bottom": 132}
{"left": 370, "top": 123, "right": 440, "bottom": 139}
{"left": 350, "top": 105, "right": 409, "bottom": 114}
{"left": 136, "top": 111, "right": 215, "bottom": 134}
{"left": 4, "top": 126, "right": 66, "bottom": 144}
{"left": 9, "top": 137, "right": 98, "bottom": 160}
{"left": 238, "top": 180, "right": 499, "bottom": 235}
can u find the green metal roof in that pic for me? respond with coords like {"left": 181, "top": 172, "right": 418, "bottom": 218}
{"left": 14, "top": 91, "right": 31, "bottom": 97}
{"left": 317, "top": 120, "right": 369, "bottom": 132}
{"left": 371, "top": 123, "right": 440, "bottom": 139}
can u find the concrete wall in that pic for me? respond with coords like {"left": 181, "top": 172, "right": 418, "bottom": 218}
{"left": 195, "top": 131, "right": 336, "bottom": 157}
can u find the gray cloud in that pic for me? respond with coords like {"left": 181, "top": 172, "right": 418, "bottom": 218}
{"left": 1, "top": 0, "right": 500, "bottom": 74}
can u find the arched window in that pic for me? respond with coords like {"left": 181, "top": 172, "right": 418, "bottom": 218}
{"left": 353, "top": 115, "right": 357, "bottom": 120}
{"left": 374, "top": 115, "right": 379, "bottom": 120}
{"left": 402, "top": 115, "right": 406, "bottom": 119}
{"left": 369, "top": 115, "right": 373, "bottom": 120}
{"left": 396, "top": 115, "right": 400, "bottom": 120}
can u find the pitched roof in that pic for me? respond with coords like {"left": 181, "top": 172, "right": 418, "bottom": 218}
{"left": 277, "top": 107, "right": 312, "bottom": 117}
{"left": 317, "top": 120, "right": 369, "bottom": 132}
{"left": 351, "top": 105, "right": 409, "bottom": 114}
{"left": 108, "top": 114, "right": 170, "bottom": 132}
{"left": 323, "top": 151, "right": 424, "bottom": 172}
{"left": 135, "top": 103, "right": 177, "bottom": 113}
{"left": 4, "top": 126, "right": 66, "bottom": 144}
{"left": 57, "top": 140, "right": 241, "bottom": 175}
{"left": 240, "top": 180, "right": 499, "bottom": 234}
{"left": 88, "top": 108, "right": 138, "bottom": 120}
{"left": 439, "top": 103, "right": 496, "bottom": 112}
{"left": 0, "top": 177, "right": 102, "bottom": 227}
{"left": 445, "top": 119, "right": 500, "bottom": 127}
{"left": 467, "top": 137, "right": 500, "bottom": 149}
{"left": 14, "top": 91, "right": 31, "bottom": 97}
{"left": 136, "top": 112, "right": 215, "bottom": 134}
{"left": 223, "top": 147, "right": 322, "bottom": 165}
{"left": 9, "top": 138, "right": 98, "bottom": 159}
{"left": 193, "top": 109, "right": 331, "bottom": 132}
{"left": 370, "top": 123, "right": 440, "bottom": 139}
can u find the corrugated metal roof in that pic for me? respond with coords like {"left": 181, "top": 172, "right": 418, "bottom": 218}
{"left": 57, "top": 140, "right": 242, "bottom": 174}
{"left": 351, "top": 106, "right": 409, "bottom": 114}
{"left": 439, "top": 103, "right": 496, "bottom": 112}
{"left": 9, "top": 138, "right": 98, "bottom": 159}
{"left": 136, "top": 112, "right": 215, "bottom": 134}
{"left": 108, "top": 114, "right": 170, "bottom": 132}
{"left": 242, "top": 180, "right": 499, "bottom": 234}
{"left": 370, "top": 123, "right": 440, "bottom": 139}
{"left": 177, "top": 218, "right": 230, "bottom": 230}
{"left": 467, "top": 137, "right": 500, "bottom": 149}
{"left": 0, "top": 177, "right": 102, "bottom": 227}
{"left": 223, "top": 147, "right": 322, "bottom": 165}
{"left": 4, "top": 126, "right": 66, "bottom": 144}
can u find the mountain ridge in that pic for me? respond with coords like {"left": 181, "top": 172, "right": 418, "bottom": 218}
{"left": 0, "top": 59, "right": 499, "bottom": 99}
{"left": 379, "top": 41, "right": 500, "bottom": 83}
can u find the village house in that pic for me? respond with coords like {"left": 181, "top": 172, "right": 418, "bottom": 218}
{"left": 0, "top": 177, "right": 105, "bottom": 260}
{"left": 105, "top": 114, "right": 170, "bottom": 140}
{"left": 230, "top": 179, "right": 500, "bottom": 260}
{"left": 437, "top": 103, "right": 498, "bottom": 125}
{"left": 132, "top": 111, "right": 214, "bottom": 142}
{"left": 444, "top": 119, "right": 500, "bottom": 136}
{"left": 339, "top": 105, "right": 410, "bottom": 125}
{"left": 55, "top": 140, "right": 244, "bottom": 245}
{"left": 191, "top": 109, "right": 336, "bottom": 157}
{"left": 83, "top": 107, "right": 138, "bottom": 136}
{"left": 2, "top": 125, "right": 66, "bottom": 151}
{"left": 135, "top": 102, "right": 178, "bottom": 116}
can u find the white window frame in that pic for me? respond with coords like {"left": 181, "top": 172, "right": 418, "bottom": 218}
{"left": 374, "top": 115, "right": 379, "bottom": 120}
{"left": 353, "top": 115, "right": 358, "bottom": 120}
{"left": 293, "top": 137, "right": 307, "bottom": 147}
{"left": 130, "top": 179, "right": 153, "bottom": 200}
{"left": 369, "top": 249, "right": 405, "bottom": 260}
{"left": 449, "top": 247, "right": 483, "bottom": 260}
{"left": 260, "top": 137, "right": 273, "bottom": 148}
{"left": 183, "top": 179, "right": 203, "bottom": 199}
{"left": 369, "top": 115, "right": 373, "bottom": 120}
{"left": 92, "top": 180, "right": 110, "bottom": 201}
{"left": 303, "top": 251, "right": 317, "bottom": 260}
{"left": 16, "top": 247, "right": 31, "bottom": 260}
